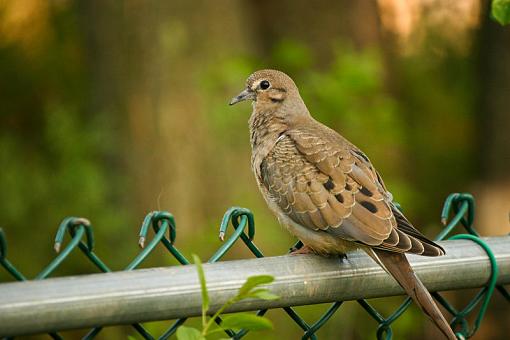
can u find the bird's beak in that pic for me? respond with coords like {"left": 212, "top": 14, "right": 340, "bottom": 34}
{"left": 229, "top": 88, "right": 255, "bottom": 106}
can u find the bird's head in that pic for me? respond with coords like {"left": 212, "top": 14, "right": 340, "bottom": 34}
{"left": 229, "top": 69, "right": 301, "bottom": 109}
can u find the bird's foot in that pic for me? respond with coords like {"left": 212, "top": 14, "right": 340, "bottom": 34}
{"left": 289, "top": 244, "right": 315, "bottom": 255}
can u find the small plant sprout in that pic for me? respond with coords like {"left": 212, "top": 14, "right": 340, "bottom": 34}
{"left": 176, "top": 254, "right": 279, "bottom": 340}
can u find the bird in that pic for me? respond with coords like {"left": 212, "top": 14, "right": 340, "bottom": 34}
{"left": 229, "top": 69, "right": 456, "bottom": 339}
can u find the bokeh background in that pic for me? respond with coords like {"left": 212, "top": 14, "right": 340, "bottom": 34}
{"left": 0, "top": 0, "right": 509, "bottom": 339}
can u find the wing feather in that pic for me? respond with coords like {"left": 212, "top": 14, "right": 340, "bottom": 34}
{"left": 260, "top": 123, "right": 444, "bottom": 256}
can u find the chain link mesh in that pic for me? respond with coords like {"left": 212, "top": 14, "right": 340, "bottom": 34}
{"left": 1, "top": 192, "right": 509, "bottom": 339}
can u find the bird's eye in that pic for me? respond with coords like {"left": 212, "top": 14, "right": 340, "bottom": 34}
{"left": 260, "top": 80, "right": 270, "bottom": 90}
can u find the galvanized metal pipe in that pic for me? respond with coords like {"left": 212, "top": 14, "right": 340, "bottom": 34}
{"left": 0, "top": 236, "right": 509, "bottom": 336}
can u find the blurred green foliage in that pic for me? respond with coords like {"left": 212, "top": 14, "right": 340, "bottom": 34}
{"left": 492, "top": 0, "right": 510, "bottom": 25}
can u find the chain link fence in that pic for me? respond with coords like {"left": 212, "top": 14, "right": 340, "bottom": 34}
{"left": 1, "top": 192, "right": 509, "bottom": 339}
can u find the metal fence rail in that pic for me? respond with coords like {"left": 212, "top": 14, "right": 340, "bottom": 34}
{"left": 1, "top": 193, "right": 509, "bottom": 339}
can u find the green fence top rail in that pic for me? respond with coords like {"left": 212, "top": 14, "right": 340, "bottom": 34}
{"left": 0, "top": 192, "right": 509, "bottom": 340}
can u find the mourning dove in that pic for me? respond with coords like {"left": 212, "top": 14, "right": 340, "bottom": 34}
{"left": 230, "top": 69, "right": 456, "bottom": 339}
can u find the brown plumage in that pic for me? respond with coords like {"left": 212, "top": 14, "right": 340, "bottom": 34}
{"left": 230, "top": 69, "right": 456, "bottom": 339}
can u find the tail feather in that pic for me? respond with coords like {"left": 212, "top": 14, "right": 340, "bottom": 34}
{"left": 370, "top": 249, "right": 456, "bottom": 339}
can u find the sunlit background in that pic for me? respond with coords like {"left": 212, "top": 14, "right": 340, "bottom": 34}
{"left": 0, "top": 0, "right": 509, "bottom": 339}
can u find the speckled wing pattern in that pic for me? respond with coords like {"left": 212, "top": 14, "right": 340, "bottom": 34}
{"left": 260, "top": 123, "right": 444, "bottom": 256}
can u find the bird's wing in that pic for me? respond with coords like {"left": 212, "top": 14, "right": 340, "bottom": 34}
{"left": 260, "top": 123, "right": 443, "bottom": 256}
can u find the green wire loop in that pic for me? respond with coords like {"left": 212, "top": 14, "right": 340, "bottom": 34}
{"left": 447, "top": 234, "right": 499, "bottom": 338}
{"left": 376, "top": 324, "right": 393, "bottom": 340}
{"left": 434, "top": 193, "right": 498, "bottom": 339}
{"left": 218, "top": 207, "right": 256, "bottom": 241}
{"left": 437, "top": 193, "right": 477, "bottom": 240}
{"left": 211, "top": 207, "right": 262, "bottom": 262}
{"left": 0, "top": 228, "right": 27, "bottom": 281}
{"left": 138, "top": 211, "right": 177, "bottom": 248}
{"left": 54, "top": 217, "right": 94, "bottom": 253}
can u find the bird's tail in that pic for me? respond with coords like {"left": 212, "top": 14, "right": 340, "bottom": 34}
{"left": 369, "top": 249, "right": 457, "bottom": 339}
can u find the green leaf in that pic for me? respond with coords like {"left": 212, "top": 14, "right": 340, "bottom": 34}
{"left": 192, "top": 254, "right": 209, "bottom": 314}
{"left": 220, "top": 313, "right": 273, "bottom": 331}
{"left": 492, "top": 0, "right": 510, "bottom": 25}
{"left": 127, "top": 336, "right": 138, "bottom": 340}
{"left": 176, "top": 326, "right": 206, "bottom": 340}
{"left": 238, "top": 275, "right": 274, "bottom": 297}
{"left": 245, "top": 288, "right": 279, "bottom": 301}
